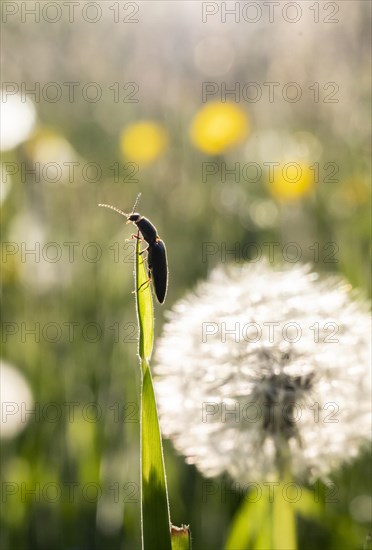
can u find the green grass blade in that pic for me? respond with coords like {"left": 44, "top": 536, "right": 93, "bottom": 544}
{"left": 271, "top": 482, "right": 297, "bottom": 550}
{"left": 225, "top": 478, "right": 297, "bottom": 550}
{"left": 141, "top": 366, "right": 172, "bottom": 550}
{"left": 293, "top": 487, "right": 323, "bottom": 520}
{"left": 171, "top": 525, "right": 191, "bottom": 549}
{"left": 135, "top": 237, "right": 154, "bottom": 366}
{"left": 224, "top": 495, "right": 269, "bottom": 550}
{"left": 135, "top": 237, "right": 172, "bottom": 550}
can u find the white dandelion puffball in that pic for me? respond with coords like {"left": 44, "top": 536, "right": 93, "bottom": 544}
{"left": 154, "top": 261, "right": 371, "bottom": 483}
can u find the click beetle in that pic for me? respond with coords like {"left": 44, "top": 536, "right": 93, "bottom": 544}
{"left": 98, "top": 193, "right": 168, "bottom": 304}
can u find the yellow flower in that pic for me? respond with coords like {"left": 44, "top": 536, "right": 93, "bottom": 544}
{"left": 190, "top": 102, "right": 248, "bottom": 155}
{"left": 120, "top": 122, "right": 167, "bottom": 165}
{"left": 268, "top": 162, "right": 316, "bottom": 201}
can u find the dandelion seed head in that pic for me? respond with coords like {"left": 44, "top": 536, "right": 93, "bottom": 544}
{"left": 154, "top": 261, "right": 371, "bottom": 483}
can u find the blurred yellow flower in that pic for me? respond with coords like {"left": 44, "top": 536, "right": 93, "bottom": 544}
{"left": 268, "top": 162, "right": 316, "bottom": 201}
{"left": 120, "top": 121, "right": 167, "bottom": 165}
{"left": 190, "top": 102, "right": 248, "bottom": 155}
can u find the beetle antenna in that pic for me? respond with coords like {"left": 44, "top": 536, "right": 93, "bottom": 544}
{"left": 98, "top": 204, "right": 129, "bottom": 218}
{"left": 131, "top": 192, "right": 141, "bottom": 214}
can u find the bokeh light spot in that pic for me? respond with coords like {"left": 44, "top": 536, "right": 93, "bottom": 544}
{"left": 0, "top": 361, "right": 34, "bottom": 439}
{"left": 268, "top": 162, "right": 316, "bottom": 201}
{"left": 120, "top": 121, "right": 167, "bottom": 165}
{"left": 190, "top": 102, "right": 249, "bottom": 155}
{"left": 0, "top": 93, "right": 36, "bottom": 151}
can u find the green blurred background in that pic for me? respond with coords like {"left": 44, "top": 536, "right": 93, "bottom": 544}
{"left": 1, "top": 2, "right": 371, "bottom": 549}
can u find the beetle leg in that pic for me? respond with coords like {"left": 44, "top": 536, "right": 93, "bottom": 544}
{"left": 126, "top": 234, "right": 144, "bottom": 242}
{"left": 132, "top": 278, "right": 151, "bottom": 295}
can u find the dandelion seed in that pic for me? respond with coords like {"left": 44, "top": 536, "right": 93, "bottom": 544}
{"left": 154, "top": 261, "right": 371, "bottom": 482}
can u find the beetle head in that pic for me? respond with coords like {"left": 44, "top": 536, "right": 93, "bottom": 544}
{"left": 128, "top": 213, "right": 141, "bottom": 223}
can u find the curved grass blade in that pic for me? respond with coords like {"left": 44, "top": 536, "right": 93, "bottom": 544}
{"left": 135, "top": 237, "right": 172, "bottom": 550}
{"left": 141, "top": 366, "right": 172, "bottom": 550}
